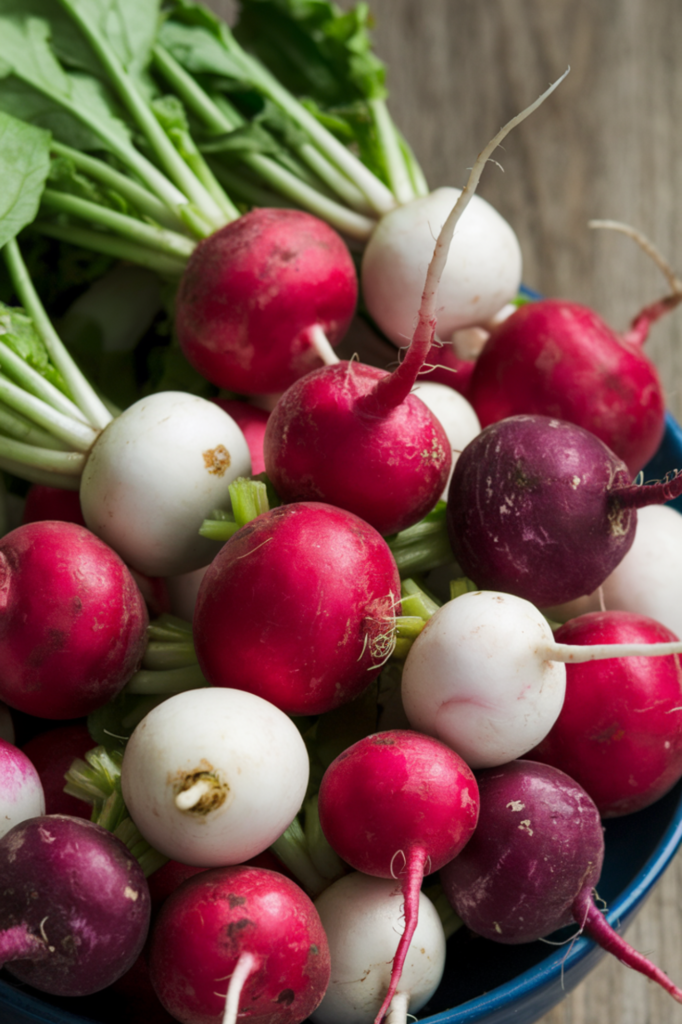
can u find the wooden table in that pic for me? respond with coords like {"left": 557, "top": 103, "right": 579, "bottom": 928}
{"left": 209, "top": 3, "right": 682, "bottom": 1021}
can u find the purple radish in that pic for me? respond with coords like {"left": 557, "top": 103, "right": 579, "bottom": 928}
{"left": 0, "top": 520, "right": 149, "bottom": 719}
{"left": 446, "top": 413, "right": 682, "bottom": 607}
{"left": 317, "top": 730, "right": 479, "bottom": 1024}
{"left": 0, "top": 814, "right": 150, "bottom": 996}
{"left": 192, "top": 502, "right": 401, "bottom": 716}
{"left": 311, "top": 872, "right": 446, "bottom": 1024}
{"left": 263, "top": 78, "right": 565, "bottom": 537}
{"left": 148, "top": 865, "right": 331, "bottom": 1024}
{"left": 439, "top": 760, "right": 682, "bottom": 1003}
{"left": 0, "top": 738, "right": 45, "bottom": 839}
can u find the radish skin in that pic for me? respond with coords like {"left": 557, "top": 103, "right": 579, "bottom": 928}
{"left": 0, "top": 738, "right": 45, "bottom": 838}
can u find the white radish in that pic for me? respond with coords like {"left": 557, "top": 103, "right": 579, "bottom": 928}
{"left": 0, "top": 738, "right": 45, "bottom": 839}
{"left": 402, "top": 589, "right": 682, "bottom": 768}
{"left": 79, "top": 391, "right": 251, "bottom": 577}
{"left": 361, "top": 188, "right": 522, "bottom": 348}
{"left": 544, "top": 504, "right": 682, "bottom": 637}
{"left": 310, "top": 873, "right": 446, "bottom": 1024}
{"left": 411, "top": 381, "right": 481, "bottom": 496}
{"left": 120, "top": 688, "right": 309, "bottom": 866}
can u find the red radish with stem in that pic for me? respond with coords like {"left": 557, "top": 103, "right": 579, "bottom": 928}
{"left": 0, "top": 814, "right": 151, "bottom": 997}
{"left": 439, "top": 760, "right": 682, "bottom": 1003}
{"left": 527, "top": 611, "right": 682, "bottom": 816}
{"left": 263, "top": 75, "right": 568, "bottom": 537}
{"left": 467, "top": 222, "right": 682, "bottom": 475}
{"left": 175, "top": 208, "right": 358, "bottom": 395}
{"left": 401, "top": 589, "right": 682, "bottom": 769}
{"left": 317, "top": 729, "right": 479, "bottom": 1024}
{"left": 148, "top": 865, "right": 331, "bottom": 1024}
{"left": 446, "top": 413, "right": 682, "bottom": 608}
{"left": 192, "top": 502, "right": 401, "bottom": 716}
{"left": 0, "top": 520, "right": 148, "bottom": 719}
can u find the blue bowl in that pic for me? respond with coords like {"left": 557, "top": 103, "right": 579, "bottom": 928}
{"left": 2, "top": 423, "right": 682, "bottom": 1024}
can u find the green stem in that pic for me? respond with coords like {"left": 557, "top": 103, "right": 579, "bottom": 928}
{"left": 0, "top": 451, "right": 81, "bottom": 490}
{"left": 3, "top": 239, "right": 113, "bottom": 430}
{"left": 142, "top": 641, "right": 198, "bottom": 671}
{"left": 270, "top": 818, "right": 329, "bottom": 898}
{"left": 0, "top": 398, "right": 69, "bottom": 451}
{"left": 56, "top": 0, "right": 231, "bottom": 229}
{"left": 368, "top": 97, "right": 415, "bottom": 204}
{"left": 40, "top": 189, "right": 197, "bottom": 261}
{"left": 124, "top": 663, "right": 208, "bottom": 695}
{"left": 0, "top": 340, "right": 88, "bottom": 423}
{"left": 30, "top": 221, "right": 188, "bottom": 277}
{"left": 0, "top": 373, "right": 97, "bottom": 451}
{"left": 0, "top": 435, "right": 86, "bottom": 476}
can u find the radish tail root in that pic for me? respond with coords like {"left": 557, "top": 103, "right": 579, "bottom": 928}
{"left": 572, "top": 886, "right": 682, "bottom": 1003}
{"left": 374, "top": 847, "right": 429, "bottom": 1024}
{"left": 221, "top": 950, "right": 258, "bottom": 1024}
{"left": 363, "top": 67, "right": 570, "bottom": 418}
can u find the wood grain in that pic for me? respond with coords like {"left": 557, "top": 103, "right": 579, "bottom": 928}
{"left": 205, "top": 4, "right": 682, "bottom": 1022}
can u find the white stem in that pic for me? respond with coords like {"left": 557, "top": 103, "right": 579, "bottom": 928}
{"left": 306, "top": 324, "right": 341, "bottom": 366}
{"left": 548, "top": 640, "right": 682, "bottom": 664}
{"left": 175, "top": 778, "right": 214, "bottom": 811}
{"left": 385, "top": 990, "right": 410, "bottom": 1024}
{"left": 221, "top": 951, "right": 258, "bottom": 1024}
{"left": 588, "top": 219, "right": 682, "bottom": 294}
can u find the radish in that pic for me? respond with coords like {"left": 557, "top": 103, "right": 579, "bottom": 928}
{"left": 148, "top": 865, "right": 331, "bottom": 1024}
{"left": 401, "top": 589, "right": 682, "bottom": 769}
{"left": 0, "top": 738, "right": 45, "bottom": 839}
{"left": 0, "top": 814, "right": 151, "bottom": 997}
{"left": 311, "top": 872, "right": 447, "bottom": 1024}
{"left": 0, "top": 519, "right": 148, "bottom": 719}
{"left": 263, "top": 78, "right": 566, "bottom": 536}
{"left": 0, "top": 240, "right": 252, "bottom": 577}
{"left": 467, "top": 223, "right": 682, "bottom": 474}
{"left": 211, "top": 397, "right": 271, "bottom": 476}
{"left": 21, "top": 723, "right": 94, "bottom": 818}
{"left": 192, "top": 502, "right": 401, "bottom": 716}
{"left": 175, "top": 208, "right": 358, "bottom": 395}
{"left": 120, "top": 688, "right": 310, "bottom": 867}
{"left": 446, "top": 413, "right": 682, "bottom": 608}
{"left": 21, "top": 482, "right": 86, "bottom": 527}
{"left": 317, "top": 729, "right": 479, "bottom": 1024}
{"left": 410, "top": 381, "right": 481, "bottom": 497}
{"left": 544, "top": 504, "right": 682, "bottom": 638}
{"left": 439, "top": 760, "right": 682, "bottom": 1003}
{"left": 527, "top": 611, "right": 682, "bottom": 817}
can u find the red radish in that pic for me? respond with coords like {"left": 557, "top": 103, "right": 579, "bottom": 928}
{"left": 527, "top": 611, "right": 682, "bottom": 816}
{"left": 0, "top": 814, "right": 151, "bottom": 997}
{"left": 311, "top": 873, "right": 446, "bottom": 1024}
{"left": 446, "top": 413, "right": 682, "bottom": 607}
{"left": 21, "top": 723, "right": 94, "bottom": 818}
{"left": 439, "top": 760, "right": 682, "bottom": 1003}
{"left": 175, "top": 208, "right": 358, "bottom": 395}
{"left": 193, "top": 503, "right": 401, "bottom": 716}
{"left": 416, "top": 339, "right": 476, "bottom": 397}
{"left": 317, "top": 730, "right": 479, "bottom": 1024}
{"left": 21, "top": 483, "right": 86, "bottom": 526}
{"left": 0, "top": 520, "right": 149, "bottom": 719}
{"left": 211, "top": 397, "right": 270, "bottom": 475}
{"left": 262, "top": 78, "right": 565, "bottom": 537}
{"left": 0, "top": 737, "right": 45, "bottom": 838}
{"left": 467, "top": 296, "right": 671, "bottom": 475}
{"left": 148, "top": 865, "right": 331, "bottom": 1024}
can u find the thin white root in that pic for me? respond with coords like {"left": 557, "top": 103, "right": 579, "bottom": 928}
{"left": 175, "top": 778, "right": 214, "bottom": 811}
{"left": 221, "top": 950, "right": 258, "bottom": 1024}
{"left": 588, "top": 219, "right": 682, "bottom": 294}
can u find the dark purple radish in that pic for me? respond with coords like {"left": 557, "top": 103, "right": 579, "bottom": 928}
{"left": 0, "top": 814, "right": 151, "bottom": 996}
{"left": 439, "top": 760, "right": 682, "bottom": 1002}
{"left": 527, "top": 611, "right": 682, "bottom": 817}
{"left": 192, "top": 502, "right": 401, "bottom": 716}
{"left": 175, "top": 208, "right": 358, "bottom": 395}
{"left": 446, "top": 414, "right": 682, "bottom": 607}
{"left": 263, "top": 78, "right": 565, "bottom": 537}
{"left": 317, "top": 730, "right": 479, "bottom": 1024}
{"left": 148, "top": 865, "right": 331, "bottom": 1024}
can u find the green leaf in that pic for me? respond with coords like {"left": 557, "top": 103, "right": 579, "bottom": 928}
{"left": 0, "top": 110, "right": 51, "bottom": 249}
{"left": 54, "top": 0, "right": 162, "bottom": 77}
{"left": 0, "top": 301, "right": 69, "bottom": 393}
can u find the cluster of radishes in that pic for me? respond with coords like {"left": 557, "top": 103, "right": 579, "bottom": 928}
{"left": 3, "top": 54, "right": 682, "bottom": 1024}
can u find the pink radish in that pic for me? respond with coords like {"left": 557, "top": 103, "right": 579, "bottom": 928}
{"left": 192, "top": 502, "right": 401, "bottom": 716}
{"left": 263, "top": 78, "right": 566, "bottom": 537}
{"left": 467, "top": 295, "right": 674, "bottom": 475}
{"left": 317, "top": 729, "right": 479, "bottom": 1024}
{"left": 0, "top": 738, "right": 45, "bottom": 839}
{"left": 0, "top": 520, "right": 148, "bottom": 719}
{"left": 311, "top": 873, "right": 446, "bottom": 1024}
{"left": 527, "top": 611, "right": 682, "bottom": 816}
{"left": 175, "top": 208, "right": 358, "bottom": 395}
{"left": 439, "top": 759, "right": 682, "bottom": 1003}
{"left": 0, "top": 814, "right": 150, "bottom": 996}
{"left": 446, "top": 413, "right": 682, "bottom": 607}
{"left": 148, "top": 865, "right": 331, "bottom": 1024}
